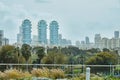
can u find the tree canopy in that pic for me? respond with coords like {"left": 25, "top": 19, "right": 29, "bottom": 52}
{"left": 21, "top": 44, "right": 31, "bottom": 62}
{"left": 86, "top": 52, "right": 117, "bottom": 65}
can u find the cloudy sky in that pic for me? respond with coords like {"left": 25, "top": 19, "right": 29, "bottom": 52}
{"left": 0, "top": 0, "right": 120, "bottom": 44}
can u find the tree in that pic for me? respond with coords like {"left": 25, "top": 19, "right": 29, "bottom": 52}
{"left": 86, "top": 52, "right": 117, "bottom": 73}
{"left": 68, "top": 46, "right": 81, "bottom": 56}
{"left": 14, "top": 47, "right": 21, "bottom": 64}
{"left": 41, "top": 52, "right": 68, "bottom": 64}
{"left": 33, "top": 46, "right": 45, "bottom": 64}
{"left": 0, "top": 45, "right": 17, "bottom": 63}
{"left": 0, "top": 45, "right": 18, "bottom": 71}
{"left": 103, "top": 48, "right": 110, "bottom": 52}
{"left": 87, "top": 48, "right": 101, "bottom": 53}
{"left": 21, "top": 44, "right": 31, "bottom": 70}
{"left": 86, "top": 52, "right": 117, "bottom": 65}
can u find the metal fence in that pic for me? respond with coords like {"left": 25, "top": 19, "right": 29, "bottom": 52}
{"left": 0, "top": 64, "right": 120, "bottom": 77}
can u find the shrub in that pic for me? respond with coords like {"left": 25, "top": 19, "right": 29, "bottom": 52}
{"left": 50, "top": 68, "right": 65, "bottom": 79}
{"left": 0, "top": 68, "right": 65, "bottom": 79}
{"left": 0, "top": 71, "right": 6, "bottom": 79}
{"left": 31, "top": 68, "right": 50, "bottom": 77}
{"left": 31, "top": 68, "right": 65, "bottom": 79}
{"left": 4, "top": 69, "right": 22, "bottom": 79}
{"left": 0, "top": 69, "right": 32, "bottom": 79}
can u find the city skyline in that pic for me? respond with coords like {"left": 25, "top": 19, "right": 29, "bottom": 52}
{"left": 2, "top": 26, "right": 120, "bottom": 49}
{"left": 0, "top": 0, "right": 120, "bottom": 44}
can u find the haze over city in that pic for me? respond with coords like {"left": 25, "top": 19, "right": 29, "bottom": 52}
{"left": 0, "top": 0, "right": 120, "bottom": 44}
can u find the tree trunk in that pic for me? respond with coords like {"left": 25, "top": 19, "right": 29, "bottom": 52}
{"left": 26, "top": 60, "right": 28, "bottom": 71}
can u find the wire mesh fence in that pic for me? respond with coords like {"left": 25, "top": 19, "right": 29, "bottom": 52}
{"left": 0, "top": 64, "right": 120, "bottom": 76}
{"left": 0, "top": 63, "right": 120, "bottom": 80}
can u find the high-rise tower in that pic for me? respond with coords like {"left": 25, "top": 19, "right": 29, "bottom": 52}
{"left": 0, "top": 30, "right": 4, "bottom": 46}
{"left": 49, "top": 21, "right": 59, "bottom": 45}
{"left": 94, "top": 34, "right": 101, "bottom": 48}
{"left": 85, "top": 36, "right": 90, "bottom": 44}
{"left": 17, "top": 26, "right": 22, "bottom": 44}
{"left": 114, "top": 31, "right": 119, "bottom": 38}
{"left": 38, "top": 20, "right": 47, "bottom": 44}
{"left": 21, "top": 19, "right": 32, "bottom": 44}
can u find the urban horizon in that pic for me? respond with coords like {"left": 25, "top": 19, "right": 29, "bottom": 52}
{"left": 1, "top": 25, "right": 120, "bottom": 47}
{"left": 1, "top": 18, "right": 120, "bottom": 45}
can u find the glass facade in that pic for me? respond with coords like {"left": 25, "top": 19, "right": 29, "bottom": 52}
{"left": 50, "top": 21, "right": 59, "bottom": 45}
{"left": 114, "top": 31, "right": 119, "bottom": 38}
{"left": 38, "top": 20, "right": 47, "bottom": 44}
{"left": 0, "top": 30, "right": 3, "bottom": 46}
{"left": 22, "top": 19, "right": 32, "bottom": 44}
{"left": 85, "top": 36, "right": 89, "bottom": 44}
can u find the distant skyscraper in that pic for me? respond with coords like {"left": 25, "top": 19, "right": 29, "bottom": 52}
{"left": 58, "top": 34, "right": 62, "bottom": 46}
{"left": 32, "top": 35, "right": 38, "bottom": 45}
{"left": 38, "top": 20, "right": 47, "bottom": 44}
{"left": 2, "top": 38, "right": 9, "bottom": 45}
{"left": 81, "top": 41, "right": 85, "bottom": 44}
{"left": 101, "top": 38, "right": 108, "bottom": 49}
{"left": 85, "top": 36, "right": 89, "bottom": 44}
{"left": 75, "top": 41, "right": 80, "bottom": 47}
{"left": 110, "top": 38, "right": 116, "bottom": 49}
{"left": 17, "top": 26, "right": 22, "bottom": 44}
{"left": 21, "top": 19, "right": 32, "bottom": 44}
{"left": 62, "top": 39, "right": 67, "bottom": 46}
{"left": 50, "top": 21, "right": 59, "bottom": 45}
{"left": 0, "top": 30, "right": 4, "bottom": 46}
{"left": 94, "top": 34, "right": 101, "bottom": 48}
{"left": 114, "top": 31, "right": 119, "bottom": 38}
{"left": 67, "top": 40, "right": 72, "bottom": 45}
{"left": 17, "top": 34, "right": 21, "bottom": 43}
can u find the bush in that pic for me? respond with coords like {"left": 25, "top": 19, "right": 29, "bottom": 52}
{"left": 0, "top": 69, "right": 32, "bottom": 79}
{"left": 50, "top": 68, "right": 65, "bottom": 79}
{"left": 0, "top": 68, "right": 65, "bottom": 79}
{"left": 31, "top": 68, "right": 65, "bottom": 79}
{"left": 31, "top": 68, "right": 50, "bottom": 78}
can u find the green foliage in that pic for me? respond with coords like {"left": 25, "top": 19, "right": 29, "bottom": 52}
{"left": 21, "top": 44, "right": 31, "bottom": 62}
{"left": 41, "top": 52, "right": 68, "bottom": 64}
{"left": 61, "top": 46, "right": 82, "bottom": 56}
{"left": 86, "top": 52, "right": 117, "bottom": 65}
{"left": 103, "top": 48, "right": 110, "bottom": 52}
{"left": 0, "top": 45, "right": 17, "bottom": 63}
{"left": 21, "top": 44, "right": 32, "bottom": 70}
{"left": 87, "top": 48, "right": 101, "bottom": 53}
{"left": 105, "top": 75, "right": 120, "bottom": 80}
{"left": 86, "top": 52, "right": 117, "bottom": 73}
{"left": 33, "top": 46, "right": 45, "bottom": 63}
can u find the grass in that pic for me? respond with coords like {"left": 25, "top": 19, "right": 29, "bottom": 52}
{"left": 0, "top": 68, "right": 65, "bottom": 79}
{"left": 0, "top": 67, "right": 120, "bottom": 80}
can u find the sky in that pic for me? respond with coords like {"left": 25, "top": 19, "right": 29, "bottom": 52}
{"left": 0, "top": 0, "right": 120, "bottom": 44}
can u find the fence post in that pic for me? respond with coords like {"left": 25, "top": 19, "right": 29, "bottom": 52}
{"left": 86, "top": 67, "right": 90, "bottom": 80}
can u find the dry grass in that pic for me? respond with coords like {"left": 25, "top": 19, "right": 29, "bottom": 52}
{"left": 31, "top": 68, "right": 50, "bottom": 77}
{"left": 0, "top": 68, "right": 65, "bottom": 79}
{"left": 31, "top": 68, "right": 65, "bottom": 79}
{"left": 0, "top": 69, "right": 31, "bottom": 79}
{"left": 50, "top": 68, "right": 65, "bottom": 79}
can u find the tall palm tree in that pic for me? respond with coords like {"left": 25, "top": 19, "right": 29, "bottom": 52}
{"left": 33, "top": 46, "right": 45, "bottom": 64}
{"left": 14, "top": 47, "right": 20, "bottom": 63}
{"left": 14, "top": 47, "right": 21, "bottom": 69}
{"left": 21, "top": 44, "right": 31, "bottom": 70}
